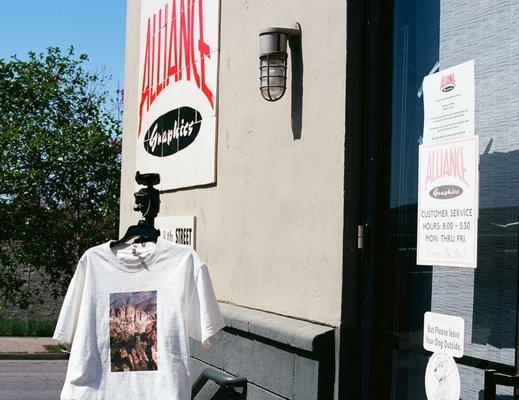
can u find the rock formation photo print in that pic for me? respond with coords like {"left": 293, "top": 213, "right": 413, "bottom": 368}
{"left": 109, "top": 290, "right": 158, "bottom": 372}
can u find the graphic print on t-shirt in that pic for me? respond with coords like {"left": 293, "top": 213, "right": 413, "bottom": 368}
{"left": 109, "top": 290, "right": 158, "bottom": 372}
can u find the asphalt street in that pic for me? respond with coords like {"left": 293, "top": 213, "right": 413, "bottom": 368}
{"left": 0, "top": 360, "right": 67, "bottom": 400}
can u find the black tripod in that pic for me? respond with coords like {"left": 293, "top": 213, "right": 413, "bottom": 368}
{"left": 109, "top": 171, "right": 161, "bottom": 247}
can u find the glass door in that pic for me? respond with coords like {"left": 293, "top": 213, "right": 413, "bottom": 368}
{"left": 361, "top": 0, "right": 519, "bottom": 398}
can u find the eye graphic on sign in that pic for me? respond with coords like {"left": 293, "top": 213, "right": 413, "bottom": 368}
{"left": 135, "top": 0, "right": 220, "bottom": 190}
{"left": 137, "top": 0, "right": 214, "bottom": 138}
{"left": 143, "top": 107, "right": 202, "bottom": 157}
{"left": 429, "top": 185, "right": 463, "bottom": 200}
{"left": 440, "top": 73, "right": 456, "bottom": 92}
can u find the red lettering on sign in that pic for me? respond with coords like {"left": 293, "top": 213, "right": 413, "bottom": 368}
{"left": 138, "top": 0, "right": 214, "bottom": 137}
{"left": 425, "top": 146, "right": 469, "bottom": 188}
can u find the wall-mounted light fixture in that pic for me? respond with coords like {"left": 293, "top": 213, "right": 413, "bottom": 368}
{"left": 259, "top": 23, "right": 302, "bottom": 102}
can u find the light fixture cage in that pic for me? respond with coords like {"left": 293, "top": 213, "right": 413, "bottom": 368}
{"left": 259, "top": 24, "right": 301, "bottom": 102}
{"left": 259, "top": 52, "right": 288, "bottom": 101}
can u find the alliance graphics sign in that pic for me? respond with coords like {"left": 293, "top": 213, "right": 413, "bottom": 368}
{"left": 135, "top": 0, "right": 219, "bottom": 190}
{"left": 417, "top": 136, "right": 479, "bottom": 268}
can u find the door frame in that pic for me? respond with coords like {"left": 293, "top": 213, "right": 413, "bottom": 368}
{"left": 355, "top": 0, "right": 395, "bottom": 397}
{"left": 338, "top": 0, "right": 393, "bottom": 397}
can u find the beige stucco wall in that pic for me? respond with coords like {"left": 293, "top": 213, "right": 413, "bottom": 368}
{"left": 120, "top": 0, "right": 346, "bottom": 327}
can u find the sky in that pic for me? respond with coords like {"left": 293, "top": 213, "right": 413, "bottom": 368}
{"left": 0, "top": 0, "right": 126, "bottom": 99}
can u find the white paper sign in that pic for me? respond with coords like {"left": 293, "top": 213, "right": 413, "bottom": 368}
{"left": 417, "top": 136, "right": 479, "bottom": 268}
{"left": 425, "top": 353, "right": 460, "bottom": 400}
{"left": 135, "top": 0, "right": 220, "bottom": 191}
{"left": 155, "top": 216, "right": 196, "bottom": 249}
{"left": 422, "top": 60, "right": 475, "bottom": 144}
{"left": 423, "top": 312, "right": 464, "bottom": 358}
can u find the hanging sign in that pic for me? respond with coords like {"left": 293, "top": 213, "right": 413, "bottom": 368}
{"left": 425, "top": 352, "right": 460, "bottom": 400}
{"left": 135, "top": 0, "right": 220, "bottom": 190}
{"left": 423, "top": 312, "right": 464, "bottom": 358}
{"left": 155, "top": 216, "right": 196, "bottom": 249}
{"left": 422, "top": 60, "right": 475, "bottom": 144}
{"left": 416, "top": 136, "right": 479, "bottom": 268}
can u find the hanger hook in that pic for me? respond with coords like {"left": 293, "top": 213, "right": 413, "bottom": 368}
{"left": 142, "top": 197, "right": 151, "bottom": 218}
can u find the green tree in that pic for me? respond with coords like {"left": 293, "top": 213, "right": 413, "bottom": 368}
{"left": 0, "top": 47, "right": 122, "bottom": 310}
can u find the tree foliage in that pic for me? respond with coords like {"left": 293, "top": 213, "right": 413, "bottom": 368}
{"left": 0, "top": 47, "right": 122, "bottom": 309}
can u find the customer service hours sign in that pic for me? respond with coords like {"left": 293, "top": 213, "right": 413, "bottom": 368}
{"left": 417, "top": 136, "right": 479, "bottom": 268}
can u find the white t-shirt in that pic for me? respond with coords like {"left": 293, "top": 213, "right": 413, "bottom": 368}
{"left": 53, "top": 236, "right": 226, "bottom": 400}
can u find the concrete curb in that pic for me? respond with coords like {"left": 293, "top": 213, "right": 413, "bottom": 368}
{"left": 0, "top": 352, "right": 69, "bottom": 360}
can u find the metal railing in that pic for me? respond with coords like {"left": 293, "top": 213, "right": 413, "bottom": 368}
{"left": 191, "top": 368, "right": 247, "bottom": 399}
{"left": 484, "top": 369, "right": 519, "bottom": 400}
{"left": 61, "top": 349, "right": 247, "bottom": 399}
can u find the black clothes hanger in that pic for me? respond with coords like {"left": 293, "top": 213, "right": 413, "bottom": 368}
{"left": 109, "top": 171, "right": 161, "bottom": 248}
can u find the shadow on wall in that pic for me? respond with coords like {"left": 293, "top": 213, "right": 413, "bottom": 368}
{"left": 472, "top": 143, "right": 519, "bottom": 349}
{"left": 290, "top": 34, "right": 303, "bottom": 140}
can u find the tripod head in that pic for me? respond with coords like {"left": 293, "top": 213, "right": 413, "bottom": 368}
{"left": 133, "top": 171, "right": 161, "bottom": 226}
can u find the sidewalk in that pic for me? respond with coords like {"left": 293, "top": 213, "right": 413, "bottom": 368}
{"left": 0, "top": 337, "right": 68, "bottom": 360}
